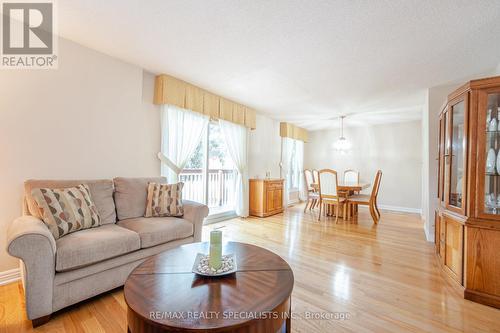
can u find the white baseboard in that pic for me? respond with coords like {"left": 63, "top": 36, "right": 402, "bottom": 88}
{"left": 0, "top": 268, "right": 21, "bottom": 286}
{"left": 293, "top": 201, "right": 421, "bottom": 214}
{"left": 204, "top": 211, "right": 237, "bottom": 224}
{"left": 377, "top": 205, "right": 422, "bottom": 214}
{"left": 424, "top": 224, "right": 435, "bottom": 242}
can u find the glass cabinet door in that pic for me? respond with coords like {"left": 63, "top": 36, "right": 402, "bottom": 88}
{"left": 442, "top": 111, "right": 449, "bottom": 206}
{"left": 438, "top": 113, "right": 445, "bottom": 203}
{"left": 445, "top": 96, "right": 467, "bottom": 215}
{"left": 479, "top": 90, "right": 500, "bottom": 218}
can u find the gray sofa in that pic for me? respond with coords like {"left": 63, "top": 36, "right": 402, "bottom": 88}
{"left": 6, "top": 177, "right": 209, "bottom": 327}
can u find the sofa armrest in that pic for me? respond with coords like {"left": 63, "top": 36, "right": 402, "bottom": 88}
{"left": 182, "top": 200, "right": 209, "bottom": 242}
{"left": 7, "top": 216, "right": 56, "bottom": 320}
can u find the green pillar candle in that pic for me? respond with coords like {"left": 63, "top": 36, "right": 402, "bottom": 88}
{"left": 209, "top": 230, "right": 222, "bottom": 270}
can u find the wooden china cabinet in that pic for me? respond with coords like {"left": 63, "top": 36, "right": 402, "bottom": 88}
{"left": 436, "top": 75, "right": 500, "bottom": 309}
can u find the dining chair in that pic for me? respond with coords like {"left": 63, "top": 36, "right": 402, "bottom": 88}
{"left": 311, "top": 169, "right": 320, "bottom": 209}
{"left": 317, "top": 169, "right": 347, "bottom": 222}
{"left": 303, "top": 169, "right": 319, "bottom": 212}
{"left": 344, "top": 169, "right": 359, "bottom": 183}
{"left": 347, "top": 170, "right": 382, "bottom": 223}
{"left": 312, "top": 169, "right": 319, "bottom": 184}
{"left": 344, "top": 169, "right": 360, "bottom": 196}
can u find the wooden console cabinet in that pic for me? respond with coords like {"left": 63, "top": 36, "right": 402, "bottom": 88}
{"left": 436, "top": 75, "right": 500, "bottom": 308}
{"left": 249, "top": 179, "right": 284, "bottom": 217}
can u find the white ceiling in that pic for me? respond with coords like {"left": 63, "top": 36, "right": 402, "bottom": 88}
{"left": 57, "top": 0, "right": 500, "bottom": 130}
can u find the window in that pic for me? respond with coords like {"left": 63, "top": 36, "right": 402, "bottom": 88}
{"left": 282, "top": 137, "right": 304, "bottom": 205}
{"left": 181, "top": 140, "right": 205, "bottom": 204}
{"left": 179, "top": 121, "right": 236, "bottom": 216}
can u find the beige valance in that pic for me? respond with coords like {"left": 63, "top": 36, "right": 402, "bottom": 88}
{"left": 280, "top": 122, "right": 308, "bottom": 142}
{"left": 154, "top": 74, "right": 256, "bottom": 129}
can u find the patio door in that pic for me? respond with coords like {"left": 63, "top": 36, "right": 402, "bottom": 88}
{"left": 179, "top": 121, "right": 237, "bottom": 217}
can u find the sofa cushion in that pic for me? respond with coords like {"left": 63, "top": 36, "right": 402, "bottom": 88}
{"left": 145, "top": 182, "right": 184, "bottom": 217}
{"left": 32, "top": 184, "right": 101, "bottom": 239}
{"left": 25, "top": 179, "right": 116, "bottom": 225}
{"left": 55, "top": 224, "right": 140, "bottom": 272}
{"left": 113, "top": 177, "right": 166, "bottom": 220}
{"left": 117, "top": 217, "right": 193, "bottom": 248}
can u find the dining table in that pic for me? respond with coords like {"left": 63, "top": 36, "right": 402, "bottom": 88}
{"left": 337, "top": 181, "right": 371, "bottom": 193}
{"left": 311, "top": 181, "right": 371, "bottom": 193}
{"left": 311, "top": 181, "right": 371, "bottom": 218}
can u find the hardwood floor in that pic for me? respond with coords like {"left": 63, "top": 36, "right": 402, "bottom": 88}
{"left": 2, "top": 205, "right": 500, "bottom": 332}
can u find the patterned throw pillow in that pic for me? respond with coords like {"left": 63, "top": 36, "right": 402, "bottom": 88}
{"left": 31, "top": 184, "right": 101, "bottom": 239}
{"left": 145, "top": 182, "right": 184, "bottom": 217}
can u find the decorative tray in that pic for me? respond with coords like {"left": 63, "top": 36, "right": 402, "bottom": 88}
{"left": 192, "top": 253, "right": 237, "bottom": 276}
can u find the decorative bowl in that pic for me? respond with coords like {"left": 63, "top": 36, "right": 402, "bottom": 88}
{"left": 192, "top": 253, "right": 237, "bottom": 277}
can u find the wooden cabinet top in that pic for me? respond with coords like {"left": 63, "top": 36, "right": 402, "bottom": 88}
{"left": 249, "top": 178, "right": 284, "bottom": 183}
{"left": 447, "top": 75, "right": 500, "bottom": 102}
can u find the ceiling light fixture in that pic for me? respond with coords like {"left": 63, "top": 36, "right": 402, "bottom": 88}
{"left": 334, "top": 115, "right": 351, "bottom": 153}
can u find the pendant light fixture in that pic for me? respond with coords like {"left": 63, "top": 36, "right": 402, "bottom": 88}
{"left": 334, "top": 115, "right": 351, "bottom": 153}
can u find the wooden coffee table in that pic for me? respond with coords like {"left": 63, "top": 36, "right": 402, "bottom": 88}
{"left": 124, "top": 242, "right": 294, "bottom": 333}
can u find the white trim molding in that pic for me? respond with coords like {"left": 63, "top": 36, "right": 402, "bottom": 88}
{"left": 204, "top": 210, "right": 238, "bottom": 224}
{"left": 424, "top": 223, "right": 435, "bottom": 242}
{"left": 0, "top": 268, "right": 21, "bottom": 286}
{"left": 377, "top": 205, "right": 422, "bottom": 214}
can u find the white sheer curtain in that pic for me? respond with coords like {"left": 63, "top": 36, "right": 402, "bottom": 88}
{"left": 219, "top": 119, "right": 249, "bottom": 217}
{"left": 296, "top": 140, "right": 306, "bottom": 201}
{"left": 281, "top": 137, "right": 294, "bottom": 206}
{"left": 159, "top": 105, "right": 209, "bottom": 183}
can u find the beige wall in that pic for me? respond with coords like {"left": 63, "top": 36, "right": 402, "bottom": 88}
{"left": 248, "top": 114, "right": 281, "bottom": 179}
{"left": 0, "top": 38, "right": 281, "bottom": 273}
{"left": 305, "top": 121, "right": 422, "bottom": 211}
{"left": 0, "top": 38, "right": 161, "bottom": 272}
